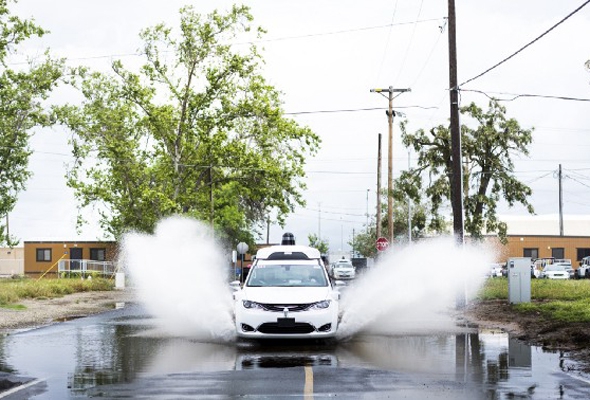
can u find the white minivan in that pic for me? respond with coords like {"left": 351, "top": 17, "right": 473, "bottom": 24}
{"left": 233, "top": 245, "right": 340, "bottom": 339}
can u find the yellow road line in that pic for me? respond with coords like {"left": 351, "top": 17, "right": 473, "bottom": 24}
{"left": 304, "top": 365, "right": 314, "bottom": 398}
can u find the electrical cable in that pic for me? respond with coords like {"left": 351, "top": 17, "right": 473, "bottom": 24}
{"left": 394, "top": 0, "right": 425, "bottom": 85}
{"left": 373, "top": 0, "right": 399, "bottom": 83}
{"left": 462, "top": 89, "right": 590, "bottom": 103}
{"left": 284, "top": 105, "right": 438, "bottom": 115}
{"left": 409, "top": 18, "right": 447, "bottom": 88}
{"left": 460, "top": 0, "right": 590, "bottom": 87}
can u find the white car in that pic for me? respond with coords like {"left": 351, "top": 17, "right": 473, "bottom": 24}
{"left": 233, "top": 245, "right": 340, "bottom": 339}
{"left": 332, "top": 259, "right": 356, "bottom": 280}
{"left": 488, "top": 263, "right": 503, "bottom": 278}
{"left": 540, "top": 264, "right": 570, "bottom": 280}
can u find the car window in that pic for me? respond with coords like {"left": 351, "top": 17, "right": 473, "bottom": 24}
{"left": 246, "top": 264, "right": 328, "bottom": 287}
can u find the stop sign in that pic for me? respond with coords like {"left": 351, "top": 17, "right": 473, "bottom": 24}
{"left": 375, "top": 237, "right": 389, "bottom": 252}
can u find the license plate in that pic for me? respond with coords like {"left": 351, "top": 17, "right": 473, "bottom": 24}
{"left": 277, "top": 318, "right": 295, "bottom": 327}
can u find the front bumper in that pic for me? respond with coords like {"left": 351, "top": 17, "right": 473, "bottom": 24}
{"left": 235, "top": 304, "right": 339, "bottom": 339}
{"left": 334, "top": 273, "right": 355, "bottom": 279}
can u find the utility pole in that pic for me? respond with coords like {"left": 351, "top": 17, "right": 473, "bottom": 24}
{"left": 559, "top": 164, "right": 564, "bottom": 236}
{"left": 376, "top": 133, "right": 382, "bottom": 239}
{"left": 366, "top": 188, "right": 370, "bottom": 227}
{"left": 318, "top": 202, "right": 322, "bottom": 239}
{"left": 407, "top": 150, "right": 412, "bottom": 244}
{"left": 448, "top": 0, "right": 464, "bottom": 245}
{"left": 370, "top": 86, "right": 410, "bottom": 244}
{"left": 448, "top": 0, "right": 466, "bottom": 311}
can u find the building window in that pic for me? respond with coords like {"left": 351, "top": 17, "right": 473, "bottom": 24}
{"left": 90, "top": 248, "right": 106, "bottom": 261}
{"left": 523, "top": 248, "right": 538, "bottom": 259}
{"left": 36, "top": 248, "right": 52, "bottom": 262}
{"left": 577, "top": 248, "right": 590, "bottom": 261}
{"left": 551, "top": 248, "right": 565, "bottom": 259}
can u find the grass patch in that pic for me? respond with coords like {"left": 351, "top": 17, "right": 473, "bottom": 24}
{"left": 477, "top": 277, "right": 590, "bottom": 322}
{"left": 1, "top": 303, "right": 27, "bottom": 310}
{"left": 515, "top": 300, "right": 590, "bottom": 323}
{"left": 0, "top": 277, "right": 114, "bottom": 308}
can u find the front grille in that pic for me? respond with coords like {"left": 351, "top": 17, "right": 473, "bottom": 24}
{"left": 260, "top": 303, "right": 313, "bottom": 312}
{"left": 257, "top": 322, "right": 315, "bottom": 334}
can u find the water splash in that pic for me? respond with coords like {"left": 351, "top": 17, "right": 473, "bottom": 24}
{"left": 121, "top": 219, "right": 493, "bottom": 342}
{"left": 120, "top": 216, "right": 236, "bottom": 342}
{"left": 336, "top": 237, "right": 495, "bottom": 338}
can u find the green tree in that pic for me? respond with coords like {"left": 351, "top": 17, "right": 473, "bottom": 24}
{"left": 349, "top": 224, "right": 377, "bottom": 258}
{"left": 400, "top": 99, "right": 534, "bottom": 242}
{"left": 0, "top": 1, "right": 65, "bottom": 246}
{"left": 55, "top": 5, "right": 319, "bottom": 244}
{"left": 307, "top": 233, "right": 328, "bottom": 254}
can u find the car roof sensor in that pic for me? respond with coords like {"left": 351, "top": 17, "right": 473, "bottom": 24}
{"left": 281, "top": 232, "right": 296, "bottom": 245}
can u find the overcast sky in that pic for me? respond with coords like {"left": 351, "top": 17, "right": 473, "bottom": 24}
{"left": 7, "top": 0, "right": 590, "bottom": 251}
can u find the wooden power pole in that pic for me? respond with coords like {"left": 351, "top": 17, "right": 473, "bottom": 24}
{"left": 370, "top": 87, "right": 410, "bottom": 244}
{"left": 448, "top": 0, "right": 464, "bottom": 244}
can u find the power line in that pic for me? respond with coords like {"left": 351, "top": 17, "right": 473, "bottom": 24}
{"left": 460, "top": 0, "right": 590, "bottom": 87}
{"left": 374, "top": 0, "right": 399, "bottom": 83}
{"left": 409, "top": 18, "right": 446, "bottom": 88}
{"left": 394, "top": 0, "right": 425, "bottom": 85}
{"left": 462, "top": 89, "right": 590, "bottom": 103}
{"left": 568, "top": 175, "right": 590, "bottom": 190}
{"left": 252, "top": 17, "right": 444, "bottom": 44}
{"left": 284, "top": 105, "right": 437, "bottom": 116}
{"left": 8, "top": 18, "right": 446, "bottom": 67}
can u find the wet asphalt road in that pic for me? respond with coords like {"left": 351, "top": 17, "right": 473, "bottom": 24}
{"left": 2, "top": 302, "right": 590, "bottom": 399}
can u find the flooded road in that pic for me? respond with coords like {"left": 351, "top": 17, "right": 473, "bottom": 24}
{"left": 1, "top": 302, "right": 590, "bottom": 399}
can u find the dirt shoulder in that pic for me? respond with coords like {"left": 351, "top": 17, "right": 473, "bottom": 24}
{"left": 464, "top": 299, "right": 590, "bottom": 372}
{"left": 0, "top": 289, "right": 136, "bottom": 332}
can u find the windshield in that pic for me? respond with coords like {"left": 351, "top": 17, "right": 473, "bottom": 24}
{"left": 246, "top": 263, "right": 328, "bottom": 287}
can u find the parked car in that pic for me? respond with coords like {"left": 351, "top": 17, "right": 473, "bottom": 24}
{"left": 553, "top": 260, "right": 574, "bottom": 279}
{"left": 531, "top": 257, "right": 554, "bottom": 279}
{"left": 233, "top": 244, "right": 340, "bottom": 339}
{"left": 540, "top": 264, "right": 570, "bottom": 279}
{"left": 488, "top": 263, "right": 503, "bottom": 278}
{"left": 331, "top": 258, "right": 356, "bottom": 280}
{"left": 577, "top": 256, "right": 590, "bottom": 279}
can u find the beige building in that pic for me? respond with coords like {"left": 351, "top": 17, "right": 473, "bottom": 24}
{"left": 0, "top": 247, "right": 24, "bottom": 276}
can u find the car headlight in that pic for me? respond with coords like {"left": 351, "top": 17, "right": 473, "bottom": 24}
{"left": 242, "top": 300, "right": 263, "bottom": 309}
{"left": 312, "top": 300, "right": 331, "bottom": 309}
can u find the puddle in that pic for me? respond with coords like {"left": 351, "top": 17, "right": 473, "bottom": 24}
{"left": 1, "top": 305, "right": 589, "bottom": 398}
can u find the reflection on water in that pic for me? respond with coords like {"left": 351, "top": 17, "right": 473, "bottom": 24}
{"left": 1, "top": 305, "right": 589, "bottom": 398}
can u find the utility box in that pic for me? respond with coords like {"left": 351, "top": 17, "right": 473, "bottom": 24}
{"left": 508, "top": 257, "right": 531, "bottom": 304}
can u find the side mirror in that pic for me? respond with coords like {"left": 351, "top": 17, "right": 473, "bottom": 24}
{"left": 229, "top": 280, "right": 242, "bottom": 291}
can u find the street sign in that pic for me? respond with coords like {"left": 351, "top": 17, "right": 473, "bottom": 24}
{"left": 375, "top": 237, "right": 389, "bottom": 252}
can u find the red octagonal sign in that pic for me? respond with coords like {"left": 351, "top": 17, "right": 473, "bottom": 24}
{"left": 375, "top": 237, "right": 389, "bottom": 252}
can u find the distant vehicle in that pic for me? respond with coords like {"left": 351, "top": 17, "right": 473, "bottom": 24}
{"left": 553, "top": 260, "right": 574, "bottom": 279}
{"left": 488, "top": 263, "right": 503, "bottom": 278}
{"left": 233, "top": 244, "right": 340, "bottom": 339}
{"left": 331, "top": 258, "right": 356, "bottom": 280}
{"left": 540, "top": 264, "right": 570, "bottom": 280}
{"left": 577, "top": 256, "right": 590, "bottom": 279}
{"left": 554, "top": 259, "right": 572, "bottom": 267}
{"left": 531, "top": 257, "right": 554, "bottom": 279}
